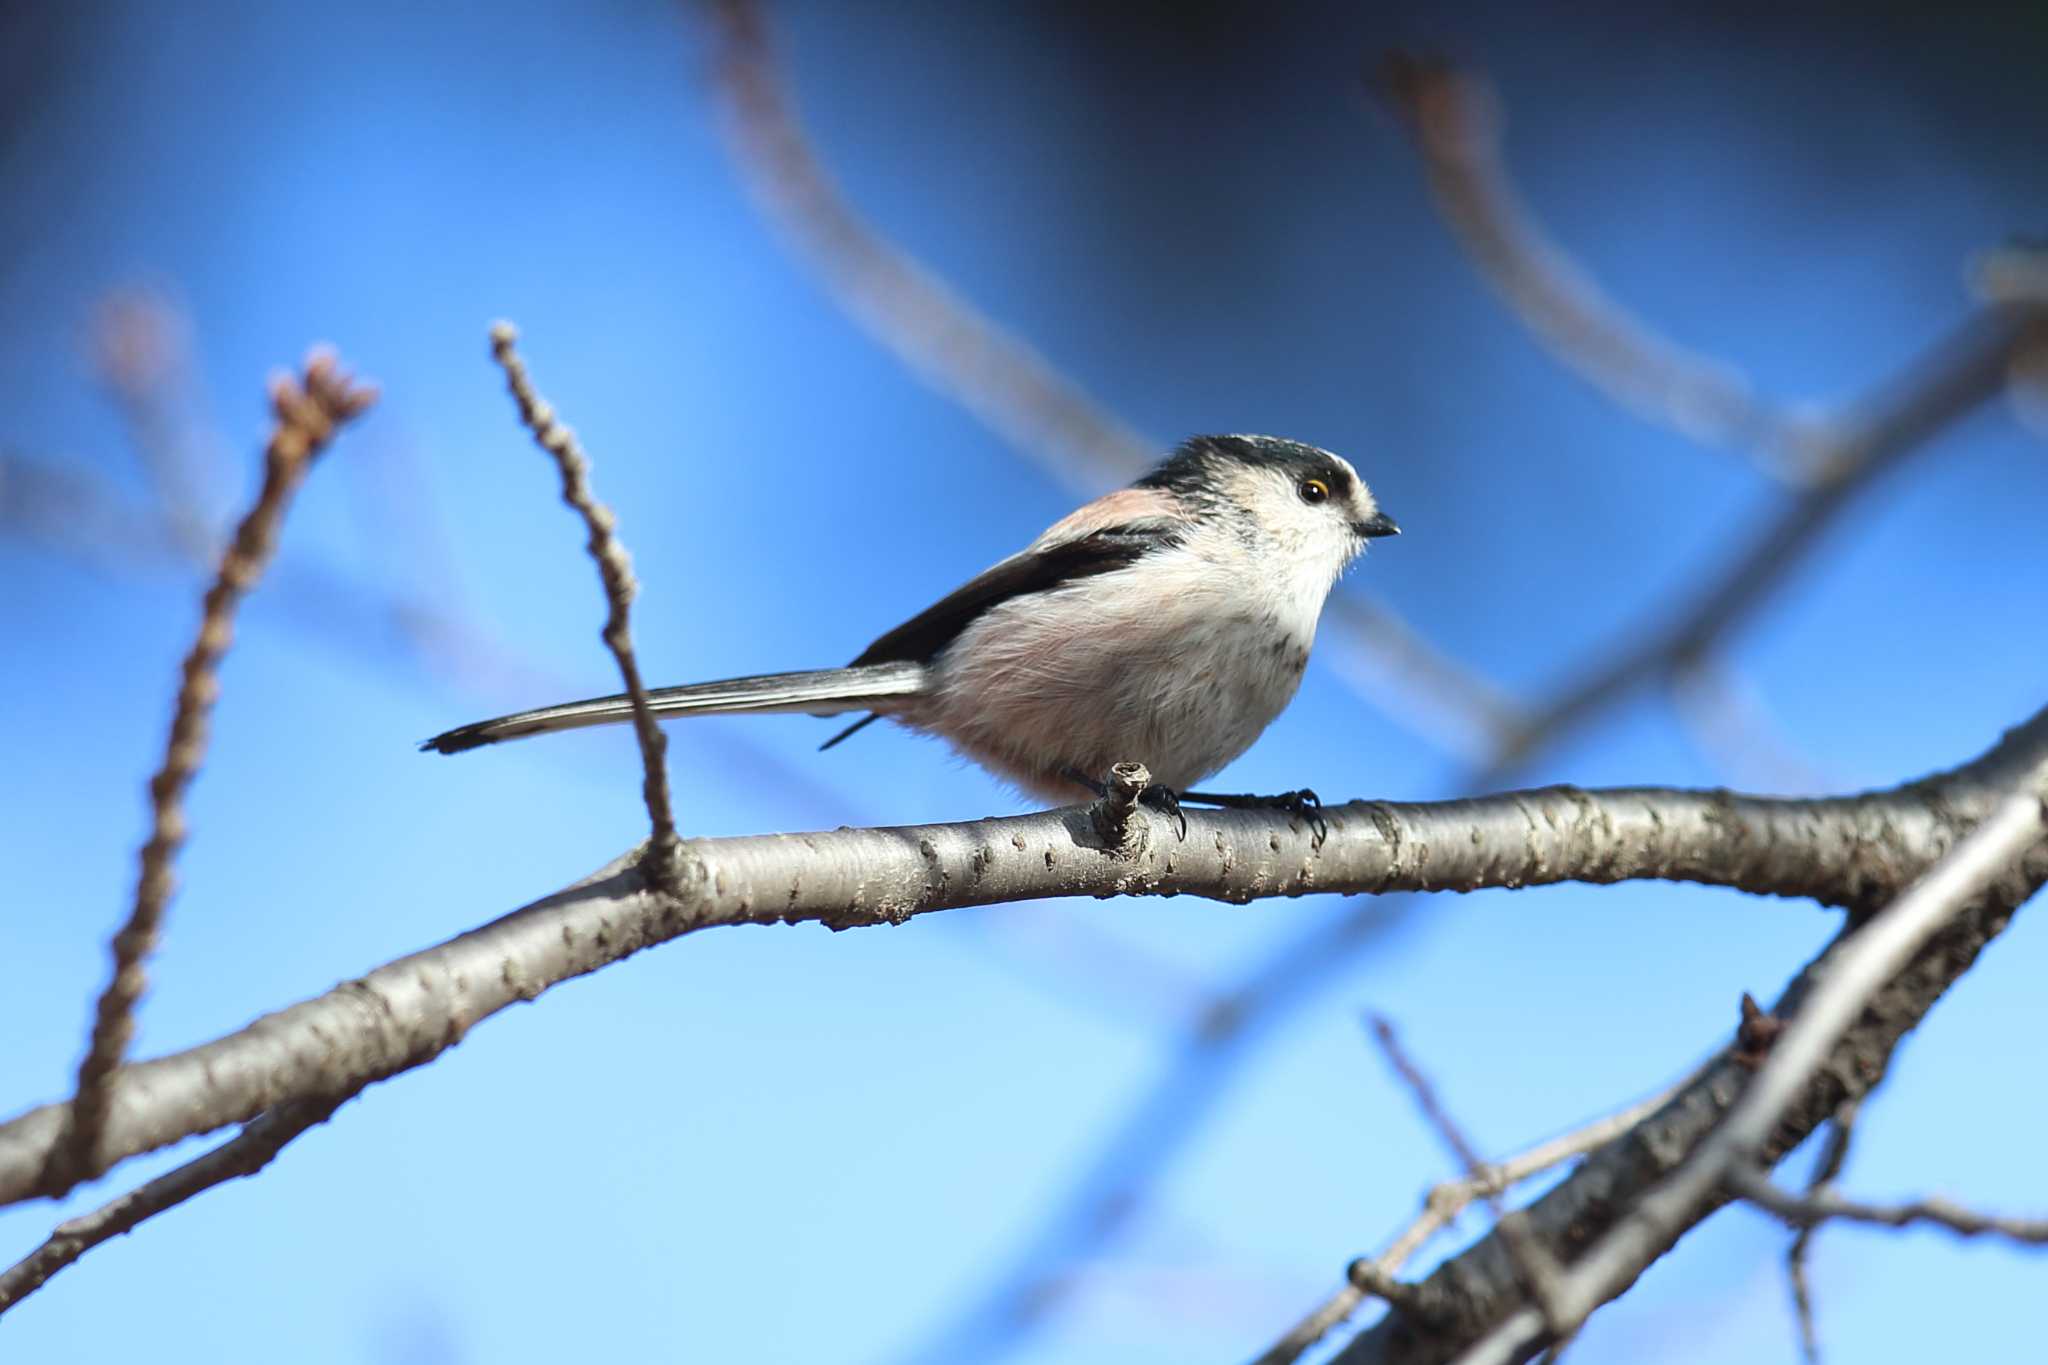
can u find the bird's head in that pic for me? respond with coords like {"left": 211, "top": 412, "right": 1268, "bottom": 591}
{"left": 1139, "top": 434, "right": 1398, "bottom": 586}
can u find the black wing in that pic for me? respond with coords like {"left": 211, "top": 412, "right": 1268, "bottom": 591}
{"left": 818, "top": 509, "right": 1186, "bottom": 752}
{"left": 851, "top": 518, "right": 1184, "bottom": 667}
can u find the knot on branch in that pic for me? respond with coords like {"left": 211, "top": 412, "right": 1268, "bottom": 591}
{"left": 1088, "top": 762, "right": 1152, "bottom": 850}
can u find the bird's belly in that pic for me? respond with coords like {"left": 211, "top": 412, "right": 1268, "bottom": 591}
{"left": 924, "top": 577, "right": 1312, "bottom": 800}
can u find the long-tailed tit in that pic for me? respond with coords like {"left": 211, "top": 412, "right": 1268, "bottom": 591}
{"left": 424, "top": 435, "right": 1398, "bottom": 823}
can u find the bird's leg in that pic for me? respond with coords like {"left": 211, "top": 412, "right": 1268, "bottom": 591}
{"left": 1062, "top": 767, "right": 1188, "bottom": 840}
{"left": 1178, "top": 787, "right": 1328, "bottom": 845}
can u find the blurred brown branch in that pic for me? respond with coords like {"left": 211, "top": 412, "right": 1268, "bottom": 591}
{"left": 89, "top": 286, "right": 223, "bottom": 553}
{"left": 1374, "top": 55, "right": 1809, "bottom": 480}
{"left": 43, "top": 350, "right": 375, "bottom": 1200}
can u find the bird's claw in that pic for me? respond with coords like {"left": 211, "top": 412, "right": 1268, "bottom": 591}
{"left": 1140, "top": 784, "right": 1189, "bottom": 840}
{"left": 1272, "top": 788, "right": 1328, "bottom": 845}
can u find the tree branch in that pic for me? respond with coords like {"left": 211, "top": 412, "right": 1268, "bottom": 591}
{"left": 1782, "top": 1098, "right": 1859, "bottom": 1364}
{"left": 0, "top": 1089, "right": 358, "bottom": 1315}
{"left": 43, "top": 350, "right": 375, "bottom": 1200}
{"left": 1368, "top": 1017, "right": 1572, "bottom": 1339}
{"left": 1374, "top": 55, "right": 1800, "bottom": 474}
{"left": 1330, "top": 720, "right": 2048, "bottom": 1365}
{"left": 1731, "top": 1165, "right": 2048, "bottom": 1246}
{"left": 2, "top": 710, "right": 2042, "bottom": 1212}
{"left": 486, "top": 322, "right": 678, "bottom": 861}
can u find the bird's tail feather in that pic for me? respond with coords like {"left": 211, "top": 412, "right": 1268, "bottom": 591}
{"left": 421, "top": 662, "right": 928, "bottom": 755}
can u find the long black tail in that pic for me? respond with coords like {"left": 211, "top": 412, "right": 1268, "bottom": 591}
{"left": 421, "top": 661, "right": 928, "bottom": 754}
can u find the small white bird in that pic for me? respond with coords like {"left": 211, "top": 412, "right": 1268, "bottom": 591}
{"left": 425, "top": 435, "right": 1397, "bottom": 825}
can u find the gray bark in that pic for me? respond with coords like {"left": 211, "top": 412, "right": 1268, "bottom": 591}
{"left": 2, "top": 709, "right": 2041, "bottom": 1216}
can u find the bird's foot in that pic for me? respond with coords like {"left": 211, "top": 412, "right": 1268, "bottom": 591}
{"left": 1179, "top": 787, "right": 1328, "bottom": 846}
{"left": 1139, "top": 783, "right": 1187, "bottom": 840}
{"left": 1064, "top": 767, "right": 1188, "bottom": 840}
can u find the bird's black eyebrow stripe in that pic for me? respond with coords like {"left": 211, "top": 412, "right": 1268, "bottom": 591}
{"left": 849, "top": 519, "right": 1184, "bottom": 666}
{"left": 1139, "top": 434, "right": 1356, "bottom": 502}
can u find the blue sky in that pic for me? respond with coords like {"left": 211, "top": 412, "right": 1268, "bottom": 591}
{"left": 2, "top": 3, "right": 2043, "bottom": 1362}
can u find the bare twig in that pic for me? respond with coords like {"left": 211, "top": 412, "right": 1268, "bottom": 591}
{"left": 1443, "top": 739, "right": 2048, "bottom": 1365}
{"left": 4, "top": 711, "right": 2041, "bottom": 1215}
{"left": 1368, "top": 1017, "right": 1571, "bottom": 1338}
{"left": 1368, "top": 1016, "right": 1490, "bottom": 1175}
{"left": 44, "top": 351, "right": 375, "bottom": 1200}
{"left": 1254, "top": 1080, "right": 1691, "bottom": 1365}
{"left": 0, "top": 1089, "right": 357, "bottom": 1316}
{"left": 701, "top": 0, "right": 1522, "bottom": 763}
{"left": 703, "top": 0, "right": 1154, "bottom": 487}
{"left": 1733, "top": 1165, "right": 2048, "bottom": 1246}
{"left": 1374, "top": 55, "right": 1804, "bottom": 477}
{"left": 1783, "top": 1099, "right": 1860, "bottom": 1364}
{"left": 486, "top": 322, "right": 678, "bottom": 863}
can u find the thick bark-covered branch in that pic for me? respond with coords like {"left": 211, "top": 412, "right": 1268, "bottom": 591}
{"left": 1328, "top": 716, "right": 2048, "bottom": 1365}
{"left": 2, "top": 710, "right": 2040, "bottom": 1211}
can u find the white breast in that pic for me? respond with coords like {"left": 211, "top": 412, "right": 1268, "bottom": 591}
{"left": 917, "top": 542, "right": 1320, "bottom": 800}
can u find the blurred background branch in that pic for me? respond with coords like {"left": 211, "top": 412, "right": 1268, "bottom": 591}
{"left": 1372, "top": 55, "right": 1813, "bottom": 481}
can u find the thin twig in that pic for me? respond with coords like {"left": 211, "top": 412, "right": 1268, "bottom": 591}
{"left": 1783, "top": 1098, "right": 1860, "bottom": 1365}
{"left": 486, "top": 322, "right": 678, "bottom": 864}
{"left": 1374, "top": 54, "right": 1804, "bottom": 477}
{"left": 701, "top": 0, "right": 1523, "bottom": 762}
{"left": 1253, "top": 1082, "right": 1680, "bottom": 1365}
{"left": 1367, "top": 1016, "right": 1489, "bottom": 1173}
{"left": 1733, "top": 1165, "right": 2048, "bottom": 1245}
{"left": 0, "top": 1090, "right": 356, "bottom": 1316}
{"left": 44, "top": 350, "right": 375, "bottom": 1199}
{"left": 1451, "top": 741, "right": 2048, "bottom": 1365}
{"left": 1368, "top": 1017, "right": 1571, "bottom": 1335}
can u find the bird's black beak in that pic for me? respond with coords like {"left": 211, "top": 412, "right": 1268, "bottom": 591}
{"left": 1353, "top": 511, "right": 1400, "bottom": 539}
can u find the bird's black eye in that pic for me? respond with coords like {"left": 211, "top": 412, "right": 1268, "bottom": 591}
{"left": 1298, "top": 478, "right": 1330, "bottom": 505}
